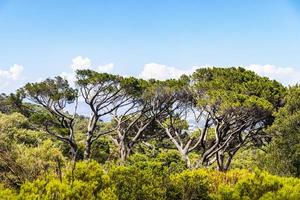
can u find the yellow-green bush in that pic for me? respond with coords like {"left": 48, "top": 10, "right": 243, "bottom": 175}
{"left": 260, "top": 182, "right": 300, "bottom": 200}
{"left": 108, "top": 165, "right": 166, "bottom": 200}
{"left": 213, "top": 170, "right": 300, "bottom": 200}
{"left": 0, "top": 160, "right": 300, "bottom": 200}
{"left": 18, "top": 161, "right": 108, "bottom": 200}
{"left": 0, "top": 184, "right": 16, "bottom": 200}
{"left": 168, "top": 169, "right": 211, "bottom": 200}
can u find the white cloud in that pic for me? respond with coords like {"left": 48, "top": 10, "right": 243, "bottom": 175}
{"left": 60, "top": 71, "right": 76, "bottom": 86}
{"left": 0, "top": 64, "right": 23, "bottom": 80}
{"left": 246, "top": 64, "right": 300, "bottom": 85}
{"left": 61, "top": 56, "right": 92, "bottom": 84}
{"left": 139, "top": 63, "right": 201, "bottom": 80}
{"left": 0, "top": 64, "right": 24, "bottom": 93}
{"left": 9, "top": 64, "right": 23, "bottom": 80}
{"left": 97, "top": 63, "right": 114, "bottom": 73}
{"left": 71, "top": 56, "right": 91, "bottom": 71}
{"left": 61, "top": 56, "right": 115, "bottom": 87}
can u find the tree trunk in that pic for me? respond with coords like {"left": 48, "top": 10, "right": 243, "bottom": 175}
{"left": 216, "top": 152, "right": 233, "bottom": 172}
{"left": 83, "top": 132, "right": 93, "bottom": 160}
{"left": 118, "top": 138, "right": 134, "bottom": 162}
{"left": 83, "top": 114, "right": 98, "bottom": 160}
{"left": 119, "top": 139, "right": 128, "bottom": 162}
{"left": 182, "top": 153, "right": 192, "bottom": 169}
{"left": 120, "top": 146, "right": 126, "bottom": 162}
{"left": 69, "top": 141, "right": 78, "bottom": 161}
{"left": 217, "top": 152, "right": 225, "bottom": 172}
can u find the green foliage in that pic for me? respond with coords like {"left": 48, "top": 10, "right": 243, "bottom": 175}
{"left": 109, "top": 165, "right": 166, "bottom": 200}
{"left": 76, "top": 69, "right": 120, "bottom": 87}
{"left": 23, "top": 76, "right": 77, "bottom": 104}
{"left": 260, "top": 182, "right": 300, "bottom": 200}
{"left": 119, "top": 76, "right": 149, "bottom": 97}
{"left": 0, "top": 139, "right": 65, "bottom": 188}
{"left": 0, "top": 184, "right": 16, "bottom": 200}
{"left": 189, "top": 67, "right": 286, "bottom": 171}
{"left": 230, "top": 148, "right": 264, "bottom": 170}
{"left": 234, "top": 171, "right": 283, "bottom": 200}
{"left": 89, "top": 137, "right": 111, "bottom": 163}
{"left": 18, "top": 161, "right": 108, "bottom": 200}
{"left": 65, "top": 161, "right": 107, "bottom": 188}
{"left": 0, "top": 158, "right": 300, "bottom": 199}
{"left": 163, "top": 118, "right": 189, "bottom": 130}
{"left": 263, "top": 85, "right": 300, "bottom": 177}
{"left": 156, "top": 150, "right": 186, "bottom": 172}
{"left": 168, "top": 169, "right": 211, "bottom": 200}
{"left": 97, "top": 188, "right": 118, "bottom": 200}
{"left": 0, "top": 112, "right": 27, "bottom": 132}
{"left": 0, "top": 112, "right": 47, "bottom": 146}
{"left": 0, "top": 112, "right": 63, "bottom": 188}
{"left": 192, "top": 67, "right": 285, "bottom": 110}
{"left": 0, "top": 92, "right": 27, "bottom": 115}
{"left": 213, "top": 170, "right": 300, "bottom": 200}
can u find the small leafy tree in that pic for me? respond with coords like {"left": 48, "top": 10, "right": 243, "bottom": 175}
{"left": 21, "top": 77, "right": 79, "bottom": 159}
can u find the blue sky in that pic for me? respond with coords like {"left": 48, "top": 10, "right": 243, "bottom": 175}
{"left": 1, "top": 0, "right": 300, "bottom": 93}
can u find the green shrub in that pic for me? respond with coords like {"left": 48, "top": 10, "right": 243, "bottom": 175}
{"left": 18, "top": 161, "right": 108, "bottom": 200}
{"left": 168, "top": 169, "right": 211, "bottom": 200}
{"left": 213, "top": 170, "right": 300, "bottom": 200}
{"left": 97, "top": 187, "right": 118, "bottom": 200}
{"left": 2, "top": 160, "right": 300, "bottom": 200}
{"left": 212, "top": 185, "right": 240, "bottom": 200}
{"left": 260, "top": 181, "right": 300, "bottom": 200}
{"left": 234, "top": 171, "right": 283, "bottom": 200}
{"left": 155, "top": 150, "right": 186, "bottom": 173}
{"left": 0, "top": 184, "right": 17, "bottom": 200}
{"left": 109, "top": 165, "right": 166, "bottom": 200}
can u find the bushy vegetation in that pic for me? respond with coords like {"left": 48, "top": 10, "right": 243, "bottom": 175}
{"left": 0, "top": 67, "right": 299, "bottom": 199}
{"left": 0, "top": 159, "right": 300, "bottom": 200}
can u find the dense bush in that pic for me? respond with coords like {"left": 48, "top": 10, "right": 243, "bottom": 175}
{"left": 0, "top": 159, "right": 299, "bottom": 200}
{"left": 17, "top": 161, "right": 108, "bottom": 200}
{"left": 213, "top": 170, "right": 300, "bottom": 200}
{"left": 108, "top": 165, "right": 166, "bottom": 200}
{"left": 168, "top": 170, "right": 211, "bottom": 200}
